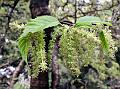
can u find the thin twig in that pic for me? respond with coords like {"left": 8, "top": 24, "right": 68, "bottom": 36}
{"left": 74, "top": 0, "right": 77, "bottom": 23}
{"left": 0, "top": 0, "right": 20, "bottom": 56}
{"left": 0, "top": 59, "right": 20, "bottom": 68}
{"left": 9, "top": 60, "right": 25, "bottom": 89}
{"left": 4, "top": 0, "right": 20, "bottom": 37}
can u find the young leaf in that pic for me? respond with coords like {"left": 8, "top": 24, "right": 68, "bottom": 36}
{"left": 76, "top": 16, "right": 112, "bottom": 27}
{"left": 20, "top": 16, "right": 60, "bottom": 37}
{"left": 18, "top": 16, "right": 59, "bottom": 63}
{"left": 99, "top": 30, "right": 109, "bottom": 53}
{"left": 18, "top": 37, "right": 30, "bottom": 64}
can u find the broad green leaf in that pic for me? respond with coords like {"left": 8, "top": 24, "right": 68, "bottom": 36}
{"left": 18, "top": 37, "right": 30, "bottom": 64}
{"left": 20, "top": 16, "right": 60, "bottom": 38}
{"left": 99, "top": 31, "right": 109, "bottom": 53}
{"left": 76, "top": 16, "right": 112, "bottom": 27}
{"left": 76, "top": 16, "right": 101, "bottom": 26}
{"left": 18, "top": 16, "right": 59, "bottom": 63}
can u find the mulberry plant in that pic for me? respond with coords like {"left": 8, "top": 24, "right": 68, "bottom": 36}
{"left": 18, "top": 15, "right": 120, "bottom": 82}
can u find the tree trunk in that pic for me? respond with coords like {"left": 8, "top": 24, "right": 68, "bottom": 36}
{"left": 29, "top": 0, "right": 50, "bottom": 89}
{"left": 52, "top": 35, "right": 61, "bottom": 89}
{"left": 29, "top": 0, "right": 50, "bottom": 19}
{"left": 30, "top": 72, "right": 49, "bottom": 89}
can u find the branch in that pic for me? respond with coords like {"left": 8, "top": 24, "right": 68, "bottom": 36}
{"left": 4, "top": 0, "right": 20, "bottom": 37}
{"left": 1, "top": 2, "right": 18, "bottom": 11}
{"left": 52, "top": 35, "right": 61, "bottom": 89}
{"left": 0, "top": 0, "right": 20, "bottom": 58}
{"left": 9, "top": 60, "right": 25, "bottom": 89}
{"left": 74, "top": 0, "right": 77, "bottom": 23}
{"left": 1, "top": 3, "right": 13, "bottom": 8}
{"left": 60, "top": 20, "right": 73, "bottom": 26}
{"left": 0, "top": 59, "right": 20, "bottom": 68}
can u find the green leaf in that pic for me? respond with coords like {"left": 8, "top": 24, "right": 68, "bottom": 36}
{"left": 18, "top": 37, "right": 30, "bottom": 64}
{"left": 18, "top": 16, "right": 59, "bottom": 63}
{"left": 20, "top": 16, "right": 60, "bottom": 38}
{"left": 76, "top": 16, "right": 112, "bottom": 27}
{"left": 99, "top": 31, "right": 109, "bottom": 53}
